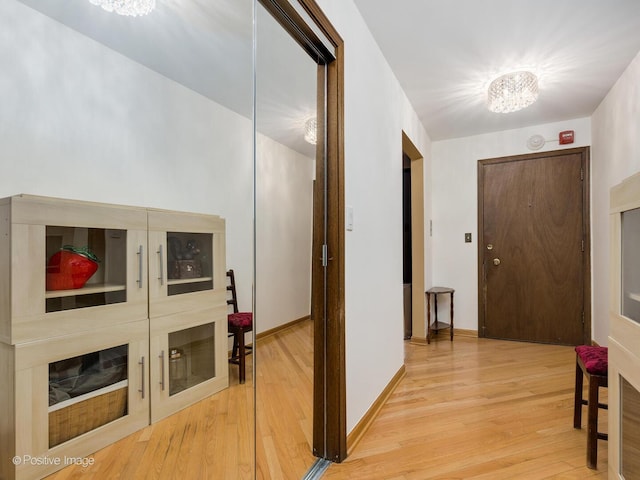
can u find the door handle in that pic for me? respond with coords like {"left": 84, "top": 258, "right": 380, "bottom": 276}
{"left": 159, "top": 350, "right": 165, "bottom": 391}
{"left": 138, "top": 356, "right": 145, "bottom": 399}
{"left": 493, "top": 258, "right": 501, "bottom": 266}
{"left": 136, "top": 245, "right": 144, "bottom": 288}
{"left": 157, "top": 244, "right": 164, "bottom": 285}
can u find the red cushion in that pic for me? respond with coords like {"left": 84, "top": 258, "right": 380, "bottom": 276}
{"left": 228, "top": 312, "right": 253, "bottom": 328}
{"left": 575, "top": 345, "right": 608, "bottom": 376}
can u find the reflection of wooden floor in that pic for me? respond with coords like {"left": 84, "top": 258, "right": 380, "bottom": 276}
{"left": 256, "top": 318, "right": 315, "bottom": 480}
{"left": 324, "top": 337, "right": 608, "bottom": 480}
{"left": 46, "top": 319, "right": 315, "bottom": 479}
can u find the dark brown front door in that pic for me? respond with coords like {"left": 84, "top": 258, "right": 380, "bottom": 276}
{"left": 478, "top": 147, "right": 590, "bottom": 345}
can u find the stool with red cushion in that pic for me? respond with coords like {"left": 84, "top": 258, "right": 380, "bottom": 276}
{"left": 227, "top": 269, "right": 253, "bottom": 384}
{"left": 573, "top": 345, "right": 608, "bottom": 469}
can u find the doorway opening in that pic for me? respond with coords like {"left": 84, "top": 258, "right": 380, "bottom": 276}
{"left": 402, "top": 153, "right": 412, "bottom": 339}
{"left": 402, "top": 132, "right": 425, "bottom": 342}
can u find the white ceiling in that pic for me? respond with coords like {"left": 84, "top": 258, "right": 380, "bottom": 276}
{"left": 17, "top": 0, "right": 640, "bottom": 149}
{"left": 353, "top": 0, "right": 640, "bottom": 140}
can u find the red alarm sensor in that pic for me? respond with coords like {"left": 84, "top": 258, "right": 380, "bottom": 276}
{"left": 559, "top": 130, "right": 574, "bottom": 145}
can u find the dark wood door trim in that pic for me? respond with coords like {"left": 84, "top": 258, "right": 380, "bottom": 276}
{"left": 477, "top": 147, "right": 591, "bottom": 345}
{"left": 259, "top": 0, "right": 346, "bottom": 463}
{"left": 307, "top": 3, "right": 346, "bottom": 463}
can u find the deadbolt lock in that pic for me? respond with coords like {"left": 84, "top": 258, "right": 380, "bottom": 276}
{"left": 493, "top": 258, "right": 501, "bottom": 266}
{"left": 487, "top": 244, "right": 493, "bottom": 250}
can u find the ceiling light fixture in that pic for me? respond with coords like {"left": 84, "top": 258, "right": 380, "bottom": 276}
{"left": 487, "top": 71, "right": 539, "bottom": 113}
{"left": 89, "top": 0, "right": 156, "bottom": 17}
{"left": 304, "top": 117, "right": 317, "bottom": 145}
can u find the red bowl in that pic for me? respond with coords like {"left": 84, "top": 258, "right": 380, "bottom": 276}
{"left": 46, "top": 250, "right": 99, "bottom": 290}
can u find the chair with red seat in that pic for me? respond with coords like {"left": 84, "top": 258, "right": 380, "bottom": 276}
{"left": 573, "top": 345, "right": 608, "bottom": 469}
{"left": 226, "top": 269, "right": 253, "bottom": 384}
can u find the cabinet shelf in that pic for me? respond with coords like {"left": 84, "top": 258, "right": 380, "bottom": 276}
{"left": 45, "top": 283, "right": 127, "bottom": 299}
{"left": 166, "top": 276, "right": 213, "bottom": 286}
{"left": 48, "top": 379, "right": 129, "bottom": 413}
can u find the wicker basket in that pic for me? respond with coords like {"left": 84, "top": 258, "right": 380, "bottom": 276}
{"left": 49, "top": 386, "right": 128, "bottom": 447}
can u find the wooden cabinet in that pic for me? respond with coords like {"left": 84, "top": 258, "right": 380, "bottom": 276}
{"left": 1, "top": 321, "right": 149, "bottom": 480}
{"left": 0, "top": 195, "right": 148, "bottom": 345}
{"left": 0, "top": 195, "right": 228, "bottom": 480}
{"left": 147, "top": 208, "right": 226, "bottom": 319}
{"left": 149, "top": 307, "right": 228, "bottom": 423}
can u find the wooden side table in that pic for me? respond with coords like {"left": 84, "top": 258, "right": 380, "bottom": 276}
{"left": 425, "top": 287, "right": 454, "bottom": 344}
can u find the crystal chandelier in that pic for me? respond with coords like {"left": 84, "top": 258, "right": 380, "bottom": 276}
{"left": 304, "top": 117, "right": 317, "bottom": 145}
{"left": 487, "top": 71, "right": 539, "bottom": 113}
{"left": 89, "top": 0, "right": 156, "bottom": 17}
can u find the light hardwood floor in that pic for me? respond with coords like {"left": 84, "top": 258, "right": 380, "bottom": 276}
{"left": 324, "top": 336, "right": 608, "bottom": 480}
{"left": 255, "top": 319, "right": 316, "bottom": 479}
{"left": 46, "top": 322, "right": 608, "bottom": 479}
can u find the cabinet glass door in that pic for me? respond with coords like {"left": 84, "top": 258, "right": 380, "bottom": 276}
{"left": 147, "top": 213, "right": 225, "bottom": 320}
{"left": 622, "top": 208, "right": 640, "bottom": 323}
{"left": 166, "top": 232, "right": 214, "bottom": 296}
{"left": 46, "top": 226, "right": 129, "bottom": 312}
{"left": 48, "top": 344, "right": 128, "bottom": 447}
{"left": 167, "top": 322, "right": 215, "bottom": 395}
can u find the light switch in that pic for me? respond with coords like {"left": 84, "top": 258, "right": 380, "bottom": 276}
{"left": 346, "top": 205, "right": 354, "bottom": 231}
{"left": 465, "top": 233, "right": 472, "bottom": 243}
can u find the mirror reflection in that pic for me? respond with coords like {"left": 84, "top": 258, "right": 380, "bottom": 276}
{"left": 255, "top": 2, "right": 318, "bottom": 478}
{"left": 2, "top": 0, "right": 255, "bottom": 478}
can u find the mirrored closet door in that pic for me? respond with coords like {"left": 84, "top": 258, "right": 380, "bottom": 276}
{"left": 2, "top": 0, "right": 255, "bottom": 478}
{"left": 2, "top": 0, "right": 342, "bottom": 478}
{"left": 255, "top": 0, "right": 338, "bottom": 477}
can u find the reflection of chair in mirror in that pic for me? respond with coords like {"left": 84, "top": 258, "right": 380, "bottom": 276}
{"left": 227, "top": 269, "right": 253, "bottom": 384}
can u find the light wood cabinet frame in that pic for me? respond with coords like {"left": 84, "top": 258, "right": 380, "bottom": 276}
{"left": 608, "top": 171, "right": 640, "bottom": 479}
{"left": 147, "top": 209, "right": 226, "bottom": 319}
{"left": 149, "top": 305, "right": 229, "bottom": 423}
{"left": 3, "top": 320, "right": 149, "bottom": 480}
{"left": 1, "top": 195, "right": 148, "bottom": 345}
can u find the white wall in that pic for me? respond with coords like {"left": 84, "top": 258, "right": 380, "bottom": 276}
{"left": 431, "top": 118, "right": 592, "bottom": 333}
{"left": 256, "top": 134, "right": 313, "bottom": 332}
{"left": 591, "top": 50, "right": 640, "bottom": 346}
{"left": 317, "top": 0, "right": 432, "bottom": 433}
{"left": 0, "top": 0, "right": 312, "bottom": 331}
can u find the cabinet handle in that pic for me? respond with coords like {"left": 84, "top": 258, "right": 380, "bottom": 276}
{"left": 159, "top": 350, "right": 166, "bottom": 391}
{"left": 137, "top": 245, "right": 144, "bottom": 289}
{"left": 138, "top": 356, "right": 145, "bottom": 399}
{"left": 157, "top": 244, "right": 164, "bottom": 286}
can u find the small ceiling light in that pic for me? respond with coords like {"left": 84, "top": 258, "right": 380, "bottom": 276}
{"left": 487, "top": 71, "right": 539, "bottom": 113}
{"left": 89, "top": 0, "right": 156, "bottom": 17}
{"left": 304, "top": 117, "right": 317, "bottom": 145}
